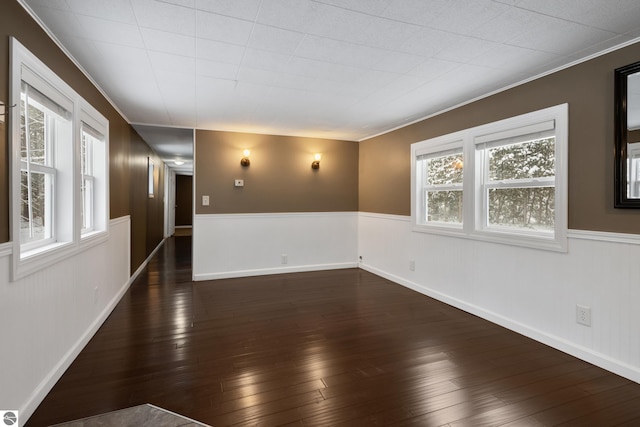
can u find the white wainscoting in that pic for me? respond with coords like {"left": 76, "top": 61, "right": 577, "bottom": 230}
{"left": 358, "top": 212, "right": 640, "bottom": 383}
{"left": 193, "top": 212, "right": 359, "bottom": 281}
{"left": 0, "top": 216, "right": 131, "bottom": 421}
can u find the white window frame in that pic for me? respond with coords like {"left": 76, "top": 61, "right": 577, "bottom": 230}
{"left": 411, "top": 104, "right": 568, "bottom": 252}
{"left": 411, "top": 131, "right": 466, "bottom": 236}
{"left": 10, "top": 38, "right": 109, "bottom": 280}
{"left": 79, "top": 101, "right": 109, "bottom": 240}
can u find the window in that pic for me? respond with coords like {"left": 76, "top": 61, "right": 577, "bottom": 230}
{"left": 80, "top": 116, "right": 107, "bottom": 236}
{"left": 10, "top": 38, "right": 109, "bottom": 279}
{"left": 20, "top": 82, "right": 72, "bottom": 250}
{"left": 414, "top": 133, "right": 465, "bottom": 230}
{"left": 412, "top": 104, "right": 568, "bottom": 251}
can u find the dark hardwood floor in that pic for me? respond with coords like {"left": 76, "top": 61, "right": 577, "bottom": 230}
{"left": 28, "top": 236, "right": 640, "bottom": 426}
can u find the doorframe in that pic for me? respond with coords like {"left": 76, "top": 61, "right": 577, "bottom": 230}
{"left": 164, "top": 165, "right": 176, "bottom": 238}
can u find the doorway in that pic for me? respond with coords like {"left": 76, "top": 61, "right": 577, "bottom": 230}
{"left": 175, "top": 174, "right": 192, "bottom": 236}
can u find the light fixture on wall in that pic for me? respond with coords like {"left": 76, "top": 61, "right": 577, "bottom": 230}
{"left": 312, "top": 153, "right": 322, "bottom": 170}
{"left": 240, "top": 149, "right": 251, "bottom": 167}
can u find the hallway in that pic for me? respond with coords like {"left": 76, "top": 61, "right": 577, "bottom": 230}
{"left": 27, "top": 236, "right": 640, "bottom": 426}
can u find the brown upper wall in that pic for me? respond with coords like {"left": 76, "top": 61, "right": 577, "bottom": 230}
{"left": 195, "top": 130, "right": 358, "bottom": 214}
{"left": 360, "top": 41, "right": 640, "bottom": 234}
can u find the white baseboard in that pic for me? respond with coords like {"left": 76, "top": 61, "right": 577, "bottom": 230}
{"left": 194, "top": 262, "right": 358, "bottom": 281}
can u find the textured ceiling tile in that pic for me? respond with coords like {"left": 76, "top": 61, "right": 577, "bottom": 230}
{"left": 141, "top": 28, "right": 195, "bottom": 56}
{"left": 196, "top": 58, "right": 239, "bottom": 80}
{"left": 196, "top": 38, "right": 245, "bottom": 64}
{"left": 304, "top": 2, "right": 376, "bottom": 42}
{"left": 148, "top": 51, "right": 196, "bottom": 74}
{"left": 66, "top": 0, "right": 137, "bottom": 23}
{"left": 196, "top": 10, "right": 254, "bottom": 45}
{"left": 241, "top": 48, "right": 292, "bottom": 73}
{"left": 371, "top": 51, "right": 427, "bottom": 74}
{"left": 22, "top": 0, "right": 640, "bottom": 143}
{"left": 196, "top": 0, "right": 262, "bottom": 21}
{"left": 75, "top": 15, "right": 144, "bottom": 48}
{"left": 256, "top": 0, "right": 319, "bottom": 33}
{"left": 507, "top": 15, "right": 617, "bottom": 54}
{"left": 398, "top": 27, "right": 461, "bottom": 58}
{"left": 246, "top": 24, "right": 305, "bottom": 55}
{"left": 515, "top": 0, "right": 640, "bottom": 33}
{"left": 295, "top": 36, "right": 387, "bottom": 69}
{"left": 468, "top": 44, "right": 562, "bottom": 71}
{"left": 287, "top": 56, "right": 363, "bottom": 83}
{"left": 132, "top": 0, "right": 196, "bottom": 36}
{"left": 312, "top": 0, "right": 394, "bottom": 15}
{"left": 382, "top": 0, "right": 450, "bottom": 27}
{"left": 349, "top": 17, "right": 422, "bottom": 51}
{"left": 27, "top": 6, "right": 85, "bottom": 38}
{"left": 434, "top": 35, "right": 501, "bottom": 64}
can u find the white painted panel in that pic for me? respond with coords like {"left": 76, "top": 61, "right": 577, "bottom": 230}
{"left": 358, "top": 212, "right": 640, "bottom": 383}
{"left": 0, "top": 217, "right": 131, "bottom": 421}
{"left": 193, "top": 212, "right": 358, "bottom": 280}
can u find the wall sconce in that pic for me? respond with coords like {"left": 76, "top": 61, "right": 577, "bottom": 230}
{"left": 240, "top": 149, "right": 251, "bottom": 167}
{"left": 311, "top": 153, "right": 322, "bottom": 170}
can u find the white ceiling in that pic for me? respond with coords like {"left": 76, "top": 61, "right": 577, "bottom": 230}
{"left": 20, "top": 0, "right": 640, "bottom": 170}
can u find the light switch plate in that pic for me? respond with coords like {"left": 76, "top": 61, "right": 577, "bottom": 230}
{"left": 202, "top": 195, "right": 210, "bottom": 206}
{"left": 235, "top": 179, "right": 244, "bottom": 187}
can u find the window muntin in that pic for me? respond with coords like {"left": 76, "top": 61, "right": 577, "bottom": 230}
{"left": 412, "top": 104, "right": 568, "bottom": 252}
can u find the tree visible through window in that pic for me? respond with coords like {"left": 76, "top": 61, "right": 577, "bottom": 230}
{"left": 485, "top": 137, "right": 555, "bottom": 232}
{"left": 421, "top": 151, "right": 463, "bottom": 224}
{"left": 19, "top": 83, "right": 71, "bottom": 248}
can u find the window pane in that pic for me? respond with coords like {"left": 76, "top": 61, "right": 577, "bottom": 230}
{"left": 488, "top": 187, "right": 554, "bottom": 231}
{"left": 427, "top": 190, "right": 463, "bottom": 223}
{"left": 20, "top": 99, "right": 46, "bottom": 164}
{"left": 427, "top": 153, "right": 463, "bottom": 185}
{"left": 489, "top": 138, "right": 555, "bottom": 181}
{"left": 20, "top": 170, "right": 52, "bottom": 243}
{"left": 81, "top": 178, "right": 93, "bottom": 231}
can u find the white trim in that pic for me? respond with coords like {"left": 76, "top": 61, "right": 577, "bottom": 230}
{"left": 194, "top": 262, "right": 358, "bottom": 281}
{"left": 567, "top": 229, "right": 640, "bottom": 245}
{"left": 0, "top": 242, "right": 12, "bottom": 258}
{"left": 359, "top": 35, "right": 640, "bottom": 142}
{"left": 109, "top": 215, "right": 130, "bottom": 227}
{"left": 359, "top": 262, "right": 640, "bottom": 384}
{"left": 195, "top": 211, "right": 358, "bottom": 220}
{"left": 359, "top": 212, "right": 411, "bottom": 222}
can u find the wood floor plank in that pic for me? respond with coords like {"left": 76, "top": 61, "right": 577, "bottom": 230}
{"left": 25, "top": 236, "right": 640, "bottom": 426}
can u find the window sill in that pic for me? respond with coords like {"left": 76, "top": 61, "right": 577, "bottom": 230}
{"left": 13, "top": 240, "right": 76, "bottom": 281}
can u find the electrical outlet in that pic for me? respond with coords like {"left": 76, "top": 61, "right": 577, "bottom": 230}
{"left": 281, "top": 254, "right": 288, "bottom": 264}
{"left": 576, "top": 304, "right": 591, "bottom": 326}
{"left": 409, "top": 259, "right": 415, "bottom": 271}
